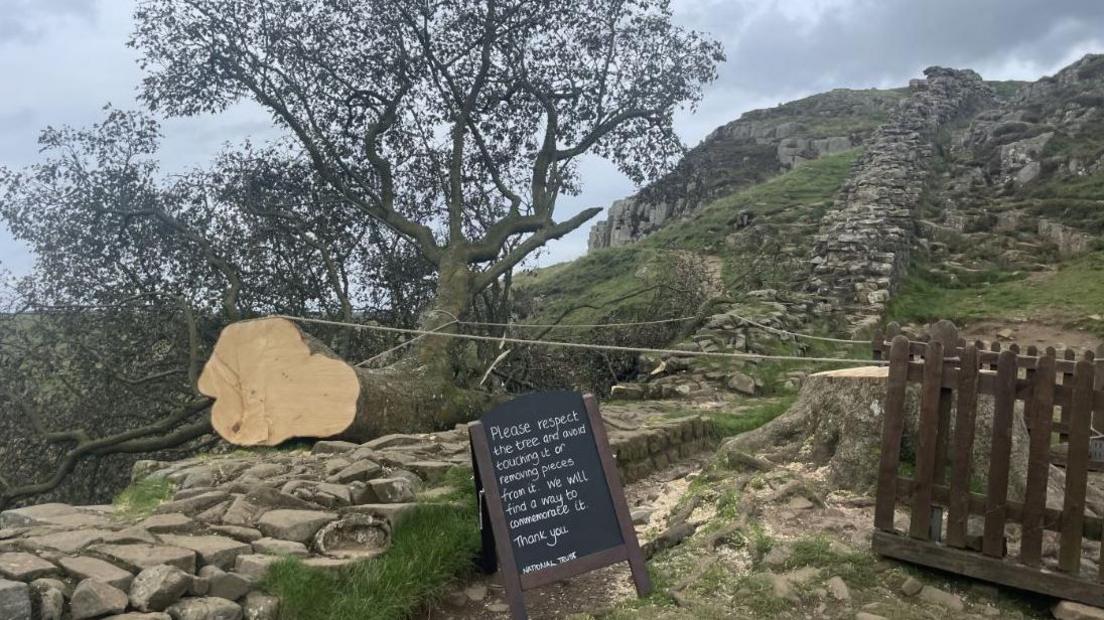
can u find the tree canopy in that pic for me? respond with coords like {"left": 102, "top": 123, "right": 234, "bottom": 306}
{"left": 132, "top": 0, "right": 723, "bottom": 301}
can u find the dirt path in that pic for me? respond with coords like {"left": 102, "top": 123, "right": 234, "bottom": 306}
{"left": 959, "top": 319, "right": 1102, "bottom": 352}
{"left": 417, "top": 455, "right": 712, "bottom": 620}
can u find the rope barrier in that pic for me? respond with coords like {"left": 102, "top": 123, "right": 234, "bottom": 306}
{"left": 451, "top": 315, "right": 698, "bottom": 329}
{"left": 272, "top": 314, "right": 887, "bottom": 366}
{"left": 425, "top": 306, "right": 867, "bottom": 344}
{"left": 723, "top": 311, "right": 868, "bottom": 345}
{"left": 355, "top": 319, "right": 458, "bottom": 368}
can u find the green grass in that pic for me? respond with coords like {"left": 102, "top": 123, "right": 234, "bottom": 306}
{"left": 783, "top": 535, "right": 877, "bottom": 588}
{"left": 888, "top": 252, "right": 1104, "bottom": 336}
{"left": 112, "top": 476, "right": 174, "bottom": 519}
{"left": 514, "top": 245, "right": 675, "bottom": 324}
{"left": 707, "top": 395, "right": 797, "bottom": 438}
{"left": 643, "top": 150, "right": 859, "bottom": 252}
{"left": 262, "top": 497, "right": 480, "bottom": 620}
{"left": 515, "top": 149, "right": 859, "bottom": 327}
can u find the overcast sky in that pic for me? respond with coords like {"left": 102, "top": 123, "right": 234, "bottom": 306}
{"left": 1, "top": 0, "right": 1102, "bottom": 275}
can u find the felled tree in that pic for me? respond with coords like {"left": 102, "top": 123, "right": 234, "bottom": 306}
{"left": 0, "top": 110, "right": 432, "bottom": 502}
{"left": 131, "top": 0, "right": 724, "bottom": 435}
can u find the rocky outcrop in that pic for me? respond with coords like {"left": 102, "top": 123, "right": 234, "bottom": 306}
{"left": 588, "top": 89, "right": 905, "bottom": 250}
{"left": 1039, "top": 219, "right": 1097, "bottom": 257}
{"left": 809, "top": 67, "right": 996, "bottom": 331}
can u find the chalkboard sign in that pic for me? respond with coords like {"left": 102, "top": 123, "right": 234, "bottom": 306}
{"left": 469, "top": 391, "right": 650, "bottom": 620}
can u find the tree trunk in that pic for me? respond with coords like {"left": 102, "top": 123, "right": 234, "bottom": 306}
{"left": 198, "top": 317, "right": 492, "bottom": 446}
{"left": 726, "top": 366, "right": 918, "bottom": 495}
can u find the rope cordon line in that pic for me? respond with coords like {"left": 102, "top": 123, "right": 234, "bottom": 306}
{"left": 272, "top": 315, "right": 887, "bottom": 366}
{"left": 427, "top": 308, "right": 868, "bottom": 344}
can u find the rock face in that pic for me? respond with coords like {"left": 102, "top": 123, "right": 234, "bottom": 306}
{"left": 809, "top": 67, "right": 996, "bottom": 331}
{"left": 588, "top": 88, "right": 905, "bottom": 249}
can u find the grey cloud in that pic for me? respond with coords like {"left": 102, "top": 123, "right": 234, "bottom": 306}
{"left": 0, "top": 0, "right": 99, "bottom": 43}
{"left": 677, "top": 0, "right": 1104, "bottom": 99}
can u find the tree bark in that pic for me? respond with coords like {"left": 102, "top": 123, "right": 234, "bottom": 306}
{"left": 199, "top": 317, "right": 492, "bottom": 446}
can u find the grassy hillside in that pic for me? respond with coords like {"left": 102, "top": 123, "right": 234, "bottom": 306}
{"left": 517, "top": 150, "right": 860, "bottom": 325}
{"left": 889, "top": 252, "right": 1104, "bottom": 337}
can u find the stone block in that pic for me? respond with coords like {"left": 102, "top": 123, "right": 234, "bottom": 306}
{"left": 0, "top": 578, "right": 31, "bottom": 620}
{"left": 256, "top": 510, "right": 337, "bottom": 544}
{"left": 0, "top": 552, "right": 58, "bottom": 581}
{"left": 59, "top": 556, "right": 135, "bottom": 591}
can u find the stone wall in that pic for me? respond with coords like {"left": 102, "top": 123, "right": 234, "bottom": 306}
{"left": 808, "top": 67, "right": 996, "bottom": 332}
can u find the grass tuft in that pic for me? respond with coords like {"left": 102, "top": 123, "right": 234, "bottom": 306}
{"left": 784, "top": 535, "right": 877, "bottom": 588}
{"left": 708, "top": 395, "right": 797, "bottom": 438}
{"left": 261, "top": 491, "right": 480, "bottom": 620}
{"left": 112, "top": 476, "right": 174, "bottom": 520}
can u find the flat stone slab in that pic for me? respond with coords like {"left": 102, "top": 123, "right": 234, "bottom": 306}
{"left": 0, "top": 504, "right": 78, "bottom": 528}
{"left": 341, "top": 504, "right": 419, "bottom": 528}
{"left": 89, "top": 544, "right": 197, "bottom": 575}
{"left": 0, "top": 552, "right": 58, "bottom": 581}
{"left": 326, "top": 460, "right": 382, "bottom": 484}
{"left": 153, "top": 491, "right": 230, "bottom": 517}
{"left": 208, "top": 526, "right": 263, "bottom": 543}
{"left": 233, "top": 555, "right": 280, "bottom": 581}
{"left": 251, "top": 538, "right": 309, "bottom": 557}
{"left": 407, "top": 461, "right": 452, "bottom": 483}
{"left": 102, "top": 527, "right": 160, "bottom": 545}
{"left": 58, "top": 556, "right": 136, "bottom": 591}
{"left": 157, "top": 535, "right": 252, "bottom": 570}
{"left": 166, "top": 596, "right": 242, "bottom": 620}
{"left": 21, "top": 529, "right": 115, "bottom": 554}
{"left": 256, "top": 510, "right": 337, "bottom": 543}
{"left": 138, "top": 514, "right": 195, "bottom": 534}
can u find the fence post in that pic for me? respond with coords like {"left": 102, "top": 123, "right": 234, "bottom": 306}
{"left": 875, "top": 336, "right": 911, "bottom": 532}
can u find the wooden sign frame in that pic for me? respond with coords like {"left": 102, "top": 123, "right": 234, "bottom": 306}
{"left": 468, "top": 393, "right": 651, "bottom": 619}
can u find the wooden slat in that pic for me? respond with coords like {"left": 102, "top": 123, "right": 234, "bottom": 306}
{"left": 875, "top": 336, "right": 912, "bottom": 532}
{"left": 931, "top": 323, "right": 960, "bottom": 490}
{"left": 983, "top": 350, "right": 1017, "bottom": 557}
{"left": 895, "top": 477, "right": 1104, "bottom": 541}
{"left": 872, "top": 531, "right": 1104, "bottom": 608}
{"left": 910, "top": 341, "right": 946, "bottom": 540}
{"left": 1021, "top": 354, "right": 1056, "bottom": 567}
{"left": 1060, "top": 360, "right": 1096, "bottom": 575}
{"left": 946, "top": 345, "right": 979, "bottom": 549}
{"left": 1060, "top": 352, "right": 1076, "bottom": 444}
{"left": 902, "top": 363, "right": 1104, "bottom": 413}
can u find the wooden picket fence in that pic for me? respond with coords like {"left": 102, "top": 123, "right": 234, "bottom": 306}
{"left": 871, "top": 321, "right": 1104, "bottom": 606}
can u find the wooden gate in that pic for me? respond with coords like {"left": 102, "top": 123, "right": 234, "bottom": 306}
{"left": 872, "top": 325, "right": 1104, "bottom": 606}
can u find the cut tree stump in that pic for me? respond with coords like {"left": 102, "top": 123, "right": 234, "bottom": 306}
{"left": 728, "top": 364, "right": 1104, "bottom": 515}
{"left": 198, "top": 317, "right": 489, "bottom": 446}
{"left": 726, "top": 366, "right": 917, "bottom": 494}
{"left": 198, "top": 318, "right": 365, "bottom": 446}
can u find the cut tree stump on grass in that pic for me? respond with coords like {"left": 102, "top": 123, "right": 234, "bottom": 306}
{"left": 726, "top": 366, "right": 919, "bottom": 494}
{"left": 198, "top": 317, "right": 488, "bottom": 446}
{"left": 725, "top": 363, "right": 1047, "bottom": 499}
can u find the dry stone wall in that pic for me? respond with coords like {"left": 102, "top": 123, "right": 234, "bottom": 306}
{"left": 808, "top": 67, "right": 996, "bottom": 331}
